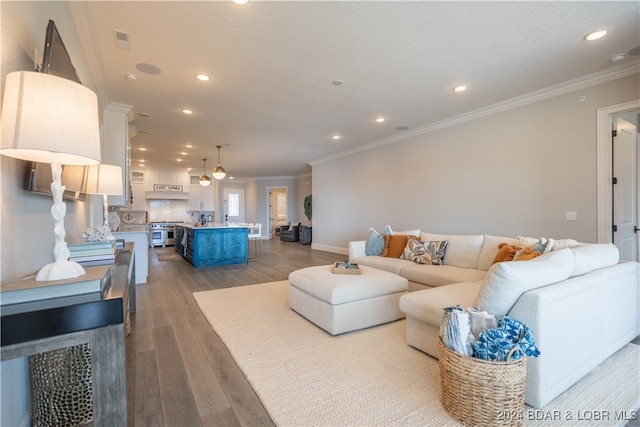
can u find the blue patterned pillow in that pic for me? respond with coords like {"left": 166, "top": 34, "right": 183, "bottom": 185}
{"left": 401, "top": 238, "right": 448, "bottom": 265}
{"left": 365, "top": 225, "right": 392, "bottom": 256}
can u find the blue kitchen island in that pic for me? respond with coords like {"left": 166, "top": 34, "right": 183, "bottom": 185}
{"left": 175, "top": 224, "right": 249, "bottom": 268}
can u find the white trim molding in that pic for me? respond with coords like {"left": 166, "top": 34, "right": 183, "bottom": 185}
{"left": 310, "top": 61, "right": 640, "bottom": 168}
{"left": 596, "top": 99, "right": 640, "bottom": 243}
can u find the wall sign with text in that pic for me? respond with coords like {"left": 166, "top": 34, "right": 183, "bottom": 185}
{"left": 154, "top": 184, "right": 183, "bottom": 192}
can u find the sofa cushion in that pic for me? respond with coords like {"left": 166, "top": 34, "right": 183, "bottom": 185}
{"left": 399, "top": 281, "right": 483, "bottom": 326}
{"left": 382, "top": 234, "right": 415, "bottom": 258}
{"left": 569, "top": 243, "right": 619, "bottom": 277}
{"left": 421, "top": 232, "right": 484, "bottom": 269}
{"left": 353, "top": 255, "right": 414, "bottom": 275}
{"left": 477, "top": 234, "right": 520, "bottom": 271}
{"left": 365, "top": 225, "right": 392, "bottom": 256}
{"left": 475, "top": 248, "right": 575, "bottom": 316}
{"left": 401, "top": 238, "right": 448, "bottom": 265}
{"left": 399, "top": 263, "right": 487, "bottom": 287}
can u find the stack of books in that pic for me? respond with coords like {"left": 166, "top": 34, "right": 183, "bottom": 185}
{"left": 68, "top": 240, "right": 118, "bottom": 266}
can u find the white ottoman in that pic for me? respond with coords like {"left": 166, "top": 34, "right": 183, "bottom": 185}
{"left": 288, "top": 265, "right": 409, "bottom": 335}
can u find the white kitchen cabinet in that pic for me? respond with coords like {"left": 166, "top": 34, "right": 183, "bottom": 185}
{"left": 112, "top": 228, "right": 149, "bottom": 284}
{"left": 130, "top": 183, "right": 147, "bottom": 211}
{"left": 188, "top": 184, "right": 214, "bottom": 211}
{"left": 102, "top": 102, "right": 134, "bottom": 206}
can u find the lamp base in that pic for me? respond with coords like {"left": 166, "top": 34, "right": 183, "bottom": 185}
{"left": 35, "top": 260, "right": 85, "bottom": 282}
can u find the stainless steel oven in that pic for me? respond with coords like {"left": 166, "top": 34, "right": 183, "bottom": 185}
{"left": 149, "top": 221, "right": 184, "bottom": 247}
{"left": 166, "top": 226, "right": 176, "bottom": 246}
{"left": 149, "top": 224, "right": 167, "bottom": 247}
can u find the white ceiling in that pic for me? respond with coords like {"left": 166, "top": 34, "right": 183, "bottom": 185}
{"left": 69, "top": 1, "right": 640, "bottom": 179}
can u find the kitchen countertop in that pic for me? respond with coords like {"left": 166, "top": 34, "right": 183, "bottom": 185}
{"left": 114, "top": 226, "right": 149, "bottom": 233}
{"left": 178, "top": 223, "right": 250, "bottom": 229}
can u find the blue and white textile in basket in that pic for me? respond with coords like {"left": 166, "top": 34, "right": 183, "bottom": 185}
{"left": 473, "top": 316, "right": 541, "bottom": 361}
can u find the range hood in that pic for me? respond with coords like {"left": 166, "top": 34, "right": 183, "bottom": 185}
{"left": 145, "top": 191, "right": 189, "bottom": 200}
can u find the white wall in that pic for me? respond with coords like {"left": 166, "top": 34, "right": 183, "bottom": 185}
{"left": 250, "top": 176, "right": 300, "bottom": 238}
{"left": 1, "top": 2, "right": 103, "bottom": 425}
{"left": 311, "top": 74, "right": 640, "bottom": 253}
{"left": 298, "top": 173, "right": 312, "bottom": 224}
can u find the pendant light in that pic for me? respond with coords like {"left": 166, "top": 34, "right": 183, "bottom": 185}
{"left": 199, "top": 158, "right": 211, "bottom": 186}
{"left": 212, "top": 145, "right": 226, "bottom": 180}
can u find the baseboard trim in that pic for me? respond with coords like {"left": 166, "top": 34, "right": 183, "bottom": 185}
{"left": 311, "top": 243, "right": 348, "bottom": 255}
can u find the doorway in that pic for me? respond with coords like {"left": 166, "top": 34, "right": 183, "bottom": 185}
{"left": 596, "top": 100, "right": 640, "bottom": 261}
{"left": 268, "top": 187, "right": 287, "bottom": 239}
{"left": 223, "top": 189, "right": 245, "bottom": 223}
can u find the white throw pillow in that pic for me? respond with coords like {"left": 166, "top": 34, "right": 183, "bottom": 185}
{"left": 474, "top": 248, "right": 575, "bottom": 316}
{"left": 569, "top": 243, "right": 619, "bottom": 277}
{"left": 421, "top": 232, "right": 484, "bottom": 269}
{"left": 477, "top": 234, "right": 519, "bottom": 271}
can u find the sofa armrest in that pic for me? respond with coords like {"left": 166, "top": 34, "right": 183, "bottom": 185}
{"left": 508, "top": 261, "right": 639, "bottom": 408}
{"left": 349, "top": 240, "right": 367, "bottom": 262}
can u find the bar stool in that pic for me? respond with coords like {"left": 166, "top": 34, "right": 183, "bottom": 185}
{"left": 248, "top": 223, "right": 262, "bottom": 260}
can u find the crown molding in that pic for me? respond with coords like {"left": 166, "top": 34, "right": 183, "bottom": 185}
{"left": 309, "top": 60, "right": 640, "bottom": 167}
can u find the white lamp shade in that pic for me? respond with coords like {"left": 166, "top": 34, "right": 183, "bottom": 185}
{"left": 86, "top": 164, "right": 123, "bottom": 195}
{"left": 212, "top": 165, "right": 226, "bottom": 180}
{"left": 1, "top": 71, "right": 101, "bottom": 165}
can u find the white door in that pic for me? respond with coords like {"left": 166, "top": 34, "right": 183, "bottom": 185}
{"left": 613, "top": 117, "right": 638, "bottom": 261}
{"left": 223, "top": 189, "right": 244, "bottom": 223}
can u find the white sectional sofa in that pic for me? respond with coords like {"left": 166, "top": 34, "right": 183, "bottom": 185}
{"left": 349, "top": 231, "right": 640, "bottom": 408}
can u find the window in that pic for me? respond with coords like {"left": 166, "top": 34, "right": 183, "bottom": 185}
{"left": 277, "top": 192, "right": 287, "bottom": 219}
{"left": 228, "top": 193, "right": 240, "bottom": 217}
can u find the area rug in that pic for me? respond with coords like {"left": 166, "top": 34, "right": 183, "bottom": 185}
{"left": 156, "top": 252, "right": 183, "bottom": 262}
{"left": 193, "top": 281, "right": 640, "bottom": 426}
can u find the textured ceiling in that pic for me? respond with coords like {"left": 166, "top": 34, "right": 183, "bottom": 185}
{"left": 70, "top": 1, "right": 640, "bottom": 179}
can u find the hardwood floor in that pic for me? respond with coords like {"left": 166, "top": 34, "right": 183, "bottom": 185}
{"left": 126, "top": 238, "right": 341, "bottom": 426}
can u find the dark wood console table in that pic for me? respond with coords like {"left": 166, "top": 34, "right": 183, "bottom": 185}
{"left": 0, "top": 244, "right": 136, "bottom": 425}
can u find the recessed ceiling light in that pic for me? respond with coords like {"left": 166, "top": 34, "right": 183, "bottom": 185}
{"left": 375, "top": 117, "right": 385, "bottom": 123}
{"left": 584, "top": 30, "right": 608, "bottom": 41}
{"left": 181, "top": 108, "right": 193, "bottom": 115}
{"left": 225, "top": 144, "right": 236, "bottom": 148}
{"left": 332, "top": 79, "right": 344, "bottom": 86}
{"left": 125, "top": 73, "right": 137, "bottom": 81}
{"left": 138, "top": 112, "right": 151, "bottom": 118}
{"left": 185, "top": 144, "right": 193, "bottom": 148}
{"left": 331, "top": 135, "right": 341, "bottom": 140}
{"left": 611, "top": 53, "right": 627, "bottom": 62}
{"left": 453, "top": 85, "right": 467, "bottom": 93}
{"left": 139, "top": 159, "right": 145, "bottom": 163}
{"left": 138, "top": 147, "right": 147, "bottom": 151}
{"left": 232, "top": 0, "right": 249, "bottom": 4}
{"left": 176, "top": 158, "right": 183, "bottom": 162}
{"left": 180, "top": 151, "right": 187, "bottom": 155}
{"left": 196, "top": 73, "right": 211, "bottom": 81}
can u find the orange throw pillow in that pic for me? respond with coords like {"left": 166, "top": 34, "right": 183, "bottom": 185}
{"left": 382, "top": 234, "right": 418, "bottom": 258}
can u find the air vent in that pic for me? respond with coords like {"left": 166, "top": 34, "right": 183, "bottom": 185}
{"left": 114, "top": 30, "right": 129, "bottom": 49}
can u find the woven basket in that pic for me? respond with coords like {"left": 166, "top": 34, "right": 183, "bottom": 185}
{"left": 438, "top": 337, "right": 526, "bottom": 427}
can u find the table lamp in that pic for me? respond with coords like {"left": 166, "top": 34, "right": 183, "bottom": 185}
{"left": 86, "top": 164, "right": 123, "bottom": 238}
{"left": 1, "top": 71, "right": 101, "bottom": 281}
